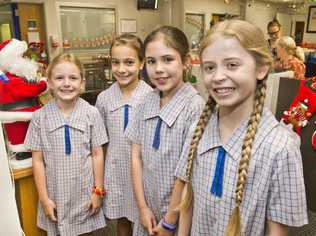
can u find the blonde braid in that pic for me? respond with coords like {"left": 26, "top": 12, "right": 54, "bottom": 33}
{"left": 225, "top": 77, "right": 267, "bottom": 236}
{"left": 178, "top": 96, "right": 216, "bottom": 211}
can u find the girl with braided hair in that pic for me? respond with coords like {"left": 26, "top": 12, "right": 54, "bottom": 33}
{"left": 156, "top": 19, "right": 308, "bottom": 236}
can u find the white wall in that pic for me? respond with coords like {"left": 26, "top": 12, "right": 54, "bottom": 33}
{"left": 245, "top": 1, "right": 277, "bottom": 39}
{"left": 15, "top": 0, "right": 161, "bottom": 60}
{"left": 0, "top": 124, "right": 22, "bottom": 235}
{"left": 303, "top": 3, "right": 316, "bottom": 43}
{"left": 183, "top": 0, "right": 241, "bottom": 33}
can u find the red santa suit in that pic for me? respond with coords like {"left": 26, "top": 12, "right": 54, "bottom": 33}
{"left": 0, "top": 39, "right": 47, "bottom": 154}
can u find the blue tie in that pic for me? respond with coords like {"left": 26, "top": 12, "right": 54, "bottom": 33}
{"left": 64, "top": 124, "right": 71, "bottom": 155}
{"left": 210, "top": 146, "right": 226, "bottom": 197}
{"left": 0, "top": 71, "right": 9, "bottom": 83}
{"left": 124, "top": 104, "right": 129, "bottom": 130}
{"left": 152, "top": 117, "right": 162, "bottom": 149}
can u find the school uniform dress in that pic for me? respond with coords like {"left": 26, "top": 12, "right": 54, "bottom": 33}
{"left": 125, "top": 83, "right": 205, "bottom": 236}
{"left": 95, "top": 80, "right": 152, "bottom": 222}
{"left": 175, "top": 108, "right": 308, "bottom": 236}
{"left": 24, "top": 98, "right": 108, "bottom": 236}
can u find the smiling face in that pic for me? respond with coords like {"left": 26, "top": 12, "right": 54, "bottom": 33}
{"left": 201, "top": 35, "right": 267, "bottom": 115}
{"left": 48, "top": 61, "right": 84, "bottom": 106}
{"left": 111, "top": 44, "right": 142, "bottom": 88}
{"left": 145, "top": 38, "right": 185, "bottom": 97}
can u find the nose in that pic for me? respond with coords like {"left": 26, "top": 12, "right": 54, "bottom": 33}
{"left": 213, "top": 67, "right": 226, "bottom": 82}
{"left": 63, "top": 77, "right": 71, "bottom": 86}
{"left": 118, "top": 63, "right": 125, "bottom": 73}
{"left": 154, "top": 61, "right": 163, "bottom": 73}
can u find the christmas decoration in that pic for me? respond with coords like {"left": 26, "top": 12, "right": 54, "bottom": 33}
{"left": 281, "top": 80, "right": 316, "bottom": 135}
{"left": 312, "top": 122, "right": 316, "bottom": 150}
{"left": 0, "top": 39, "right": 47, "bottom": 160}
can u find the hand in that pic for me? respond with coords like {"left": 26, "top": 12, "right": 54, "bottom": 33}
{"left": 140, "top": 207, "right": 157, "bottom": 235}
{"left": 41, "top": 198, "right": 57, "bottom": 222}
{"left": 153, "top": 222, "right": 174, "bottom": 236}
{"left": 86, "top": 193, "right": 103, "bottom": 215}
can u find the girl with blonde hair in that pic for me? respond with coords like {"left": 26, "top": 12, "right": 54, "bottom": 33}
{"left": 275, "top": 36, "right": 306, "bottom": 80}
{"left": 156, "top": 20, "right": 308, "bottom": 236}
{"left": 25, "top": 53, "right": 108, "bottom": 236}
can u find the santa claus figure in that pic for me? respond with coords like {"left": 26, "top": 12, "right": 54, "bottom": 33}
{"left": 0, "top": 39, "right": 47, "bottom": 160}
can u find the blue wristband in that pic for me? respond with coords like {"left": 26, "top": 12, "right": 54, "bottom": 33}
{"left": 161, "top": 217, "right": 177, "bottom": 232}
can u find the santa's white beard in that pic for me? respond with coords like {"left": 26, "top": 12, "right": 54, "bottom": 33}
{"left": 2, "top": 57, "right": 38, "bottom": 82}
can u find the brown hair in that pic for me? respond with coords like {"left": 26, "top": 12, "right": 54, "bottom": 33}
{"left": 267, "top": 18, "right": 281, "bottom": 30}
{"left": 47, "top": 52, "right": 84, "bottom": 80}
{"left": 110, "top": 33, "right": 144, "bottom": 61}
{"left": 144, "top": 25, "right": 190, "bottom": 64}
{"left": 179, "top": 19, "right": 273, "bottom": 236}
{"left": 276, "top": 36, "right": 305, "bottom": 62}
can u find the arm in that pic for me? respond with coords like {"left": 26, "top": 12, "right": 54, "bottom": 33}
{"left": 32, "top": 150, "right": 57, "bottom": 222}
{"left": 153, "top": 179, "right": 185, "bottom": 236}
{"left": 131, "top": 143, "right": 156, "bottom": 235}
{"left": 265, "top": 220, "right": 288, "bottom": 236}
{"left": 87, "top": 146, "right": 104, "bottom": 215}
{"left": 178, "top": 198, "right": 193, "bottom": 236}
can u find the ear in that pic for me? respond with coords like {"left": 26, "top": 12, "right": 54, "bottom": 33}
{"left": 256, "top": 65, "right": 270, "bottom": 80}
{"left": 183, "top": 54, "right": 192, "bottom": 71}
{"left": 80, "top": 78, "right": 86, "bottom": 93}
{"left": 139, "top": 60, "right": 144, "bottom": 70}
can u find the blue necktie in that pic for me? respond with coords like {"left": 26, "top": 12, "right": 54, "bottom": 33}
{"left": 152, "top": 117, "right": 162, "bottom": 149}
{"left": 0, "top": 71, "right": 9, "bottom": 83}
{"left": 210, "top": 146, "right": 226, "bottom": 197}
{"left": 124, "top": 104, "right": 129, "bottom": 130}
{"left": 64, "top": 124, "right": 71, "bottom": 155}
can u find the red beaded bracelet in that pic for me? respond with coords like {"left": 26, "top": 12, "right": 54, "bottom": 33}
{"left": 92, "top": 186, "right": 106, "bottom": 197}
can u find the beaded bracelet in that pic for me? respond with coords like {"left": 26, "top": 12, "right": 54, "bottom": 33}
{"left": 92, "top": 186, "right": 106, "bottom": 197}
{"left": 161, "top": 216, "right": 177, "bottom": 232}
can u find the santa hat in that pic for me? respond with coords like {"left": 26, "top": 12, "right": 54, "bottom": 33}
{"left": 0, "top": 39, "right": 28, "bottom": 59}
{"left": 0, "top": 39, "right": 38, "bottom": 82}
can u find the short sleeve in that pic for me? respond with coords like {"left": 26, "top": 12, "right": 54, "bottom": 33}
{"left": 95, "top": 93, "right": 106, "bottom": 124}
{"left": 187, "top": 95, "right": 205, "bottom": 124}
{"left": 266, "top": 137, "right": 308, "bottom": 227}
{"left": 124, "top": 104, "right": 142, "bottom": 144}
{"left": 24, "top": 111, "right": 42, "bottom": 151}
{"left": 91, "top": 109, "right": 108, "bottom": 147}
{"left": 175, "top": 121, "right": 198, "bottom": 181}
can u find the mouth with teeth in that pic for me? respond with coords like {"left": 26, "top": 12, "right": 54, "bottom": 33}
{"left": 214, "top": 87, "right": 235, "bottom": 95}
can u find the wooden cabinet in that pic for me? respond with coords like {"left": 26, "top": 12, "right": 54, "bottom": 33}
{"left": 14, "top": 167, "right": 46, "bottom": 236}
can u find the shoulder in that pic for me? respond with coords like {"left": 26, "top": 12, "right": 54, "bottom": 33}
{"left": 81, "top": 99, "right": 99, "bottom": 114}
{"left": 96, "top": 83, "right": 117, "bottom": 100}
{"left": 258, "top": 114, "right": 300, "bottom": 158}
{"left": 140, "top": 80, "right": 153, "bottom": 91}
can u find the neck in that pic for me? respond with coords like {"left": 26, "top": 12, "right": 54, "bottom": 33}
{"left": 160, "top": 80, "right": 184, "bottom": 107}
{"left": 218, "top": 97, "right": 254, "bottom": 144}
{"left": 56, "top": 98, "right": 78, "bottom": 117}
{"left": 120, "top": 78, "right": 139, "bottom": 101}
